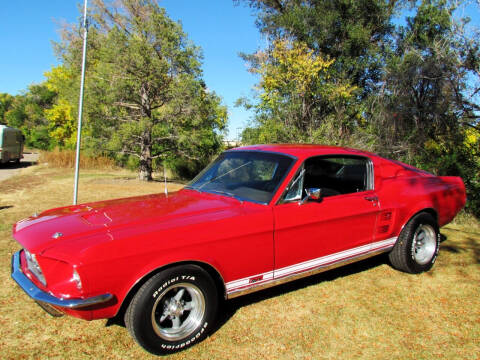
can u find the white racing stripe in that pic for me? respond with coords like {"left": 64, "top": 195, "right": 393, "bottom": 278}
{"left": 226, "top": 237, "right": 397, "bottom": 293}
{"left": 225, "top": 271, "right": 274, "bottom": 291}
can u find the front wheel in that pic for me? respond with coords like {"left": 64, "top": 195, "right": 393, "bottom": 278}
{"left": 388, "top": 212, "right": 439, "bottom": 274}
{"left": 125, "top": 265, "right": 218, "bottom": 355}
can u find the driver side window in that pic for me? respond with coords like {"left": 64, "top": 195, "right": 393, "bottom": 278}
{"left": 281, "top": 155, "right": 372, "bottom": 203}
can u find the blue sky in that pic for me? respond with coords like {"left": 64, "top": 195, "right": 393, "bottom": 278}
{"left": 0, "top": 1, "right": 478, "bottom": 140}
{"left": 0, "top": 0, "right": 263, "bottom": 140}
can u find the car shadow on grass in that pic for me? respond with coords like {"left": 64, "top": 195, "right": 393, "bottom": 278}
{"left": 440, "top": 231, "right": 480, "bottom": 264}
{"left": 213, "top": 254, "right": 389, "bottom": 334}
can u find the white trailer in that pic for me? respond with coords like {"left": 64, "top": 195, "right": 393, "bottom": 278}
{"left": 0, "top": 125, "right": 24, "bottom": 164}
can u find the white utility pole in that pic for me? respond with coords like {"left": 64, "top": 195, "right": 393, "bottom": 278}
{"left": 73, "top": 0, "right": 88, "bottom": 205}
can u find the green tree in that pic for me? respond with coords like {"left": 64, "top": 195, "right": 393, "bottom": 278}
{"left": 3, "top": 84, "right": 57, "bottom": 149}
{"left": 238, "top": 0, "right": 401, "bottom": 96}
{"left": 240, "top": 39, "right": 360, "bottom": 144}
{"left": 0, "top": 93, "right": 14, "bottom": 124}
{"left": 238, "top": 0, "right": 402, "bottom": 145}
{"left": 57, "top": 0, "right": 227, "bottom": 180}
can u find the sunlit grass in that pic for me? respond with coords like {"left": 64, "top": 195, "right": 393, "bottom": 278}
{"left": 0, "top": 164, "right": 478, "bottom": 359}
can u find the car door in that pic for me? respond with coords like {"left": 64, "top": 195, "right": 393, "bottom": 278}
{"left": 273, "top": 155, "right": 381, "bottom": 279}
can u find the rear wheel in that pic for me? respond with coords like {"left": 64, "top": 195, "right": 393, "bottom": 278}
{"left": 125, "top": 265, "right": 218, "bottom": 355}
{"left": 389, "top": 212, "right": 439, "bottom": 273}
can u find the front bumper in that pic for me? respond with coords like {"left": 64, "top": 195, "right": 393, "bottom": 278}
{"left": 11, "top": 251, "right": 113, "bottom": 315}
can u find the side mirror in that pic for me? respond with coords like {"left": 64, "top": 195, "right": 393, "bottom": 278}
{"left": 299, "top": 188, "right": 322, "bottom": 205}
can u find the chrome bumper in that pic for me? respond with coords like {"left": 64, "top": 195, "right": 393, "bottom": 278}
{"left": 11, "top": 251, "right": 113, "bottom": 313}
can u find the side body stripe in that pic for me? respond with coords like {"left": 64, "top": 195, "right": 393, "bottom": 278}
{"left": 226, "top": 237, "right": 397, "bottom": 296}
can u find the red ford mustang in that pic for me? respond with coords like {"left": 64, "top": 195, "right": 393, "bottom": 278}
{"left": 11, "top": 145, "right": 466, "bottom": 354}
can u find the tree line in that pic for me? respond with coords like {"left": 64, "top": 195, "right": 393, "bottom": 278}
{"left": 0, "top": 0, "right": 227, "bottom": 181}
{"left": 0, "top": 0, "right": 478, "bottom": 215}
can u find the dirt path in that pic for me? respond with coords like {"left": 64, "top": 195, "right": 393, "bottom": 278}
{"left": 0, "top": 152, "right": 39, "bottom": 182}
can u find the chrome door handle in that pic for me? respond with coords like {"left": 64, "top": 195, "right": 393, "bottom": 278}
{"left": 364, "top": 196, "right": 379, "bottom": 206}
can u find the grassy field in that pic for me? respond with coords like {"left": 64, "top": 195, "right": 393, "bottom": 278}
{"left": 0, "top": 164, "right": 479, "bottom": 359}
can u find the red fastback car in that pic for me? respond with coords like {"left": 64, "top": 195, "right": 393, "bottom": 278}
{"left": 11, "top": 145, "right": 466, "bottom": 354}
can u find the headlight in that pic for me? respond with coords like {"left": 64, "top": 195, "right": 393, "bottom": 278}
{"left": 24, "top": 250, "right": 46, "bottom": 286}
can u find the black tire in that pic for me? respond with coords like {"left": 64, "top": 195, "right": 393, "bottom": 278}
{"left": 388, "top": 212, "right": 439, "bottom": 274}
{"left": 125, "top": 265, "right": 218, "bottom": 355}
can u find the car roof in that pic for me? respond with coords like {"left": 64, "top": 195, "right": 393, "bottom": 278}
{"left": 229, "top": 144, "right": 376, "bottom": 160}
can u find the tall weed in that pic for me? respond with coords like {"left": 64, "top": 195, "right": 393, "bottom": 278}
{"left": 39, "top": 148, "right": 116, "bottom": 170}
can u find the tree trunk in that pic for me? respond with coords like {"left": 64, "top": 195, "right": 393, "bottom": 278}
{"left": 139, "top": 129, "right": 153, "bottom": 181}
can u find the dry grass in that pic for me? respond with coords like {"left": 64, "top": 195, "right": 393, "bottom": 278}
{"left": 0, "top": 164, "right": 479, "bottom": 359}
{"left": 39, "top": 148, "right": 117, "bottom": 169}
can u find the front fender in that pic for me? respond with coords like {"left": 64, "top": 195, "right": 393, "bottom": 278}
{"left": 80, "top": 245, "right": 228, "bottom": 320}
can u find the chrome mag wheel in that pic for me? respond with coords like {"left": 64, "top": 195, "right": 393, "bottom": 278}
{"left": 411, "top": 224, "right": 437, "bottom": 265}
{"left": 125, "top": 265, "right": 217, "bottom": 355}
{"left": 151, "top": 283, "right": 206, "bottom": 341}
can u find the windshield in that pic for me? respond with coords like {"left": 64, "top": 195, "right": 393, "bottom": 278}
{"left": 186, "top": 151, "right": 295, "bottom": 204}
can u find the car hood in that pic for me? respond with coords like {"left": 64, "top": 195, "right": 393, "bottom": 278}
{"left": 13, "top": 189, "right": 239, "bottom": 255}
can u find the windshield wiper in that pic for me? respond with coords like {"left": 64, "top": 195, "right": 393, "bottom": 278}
{"left": 185, "top": 185, "right": 243, "bottom": 203}
{"left": 207, "top": 190, "right": 244, "bottom": 204}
